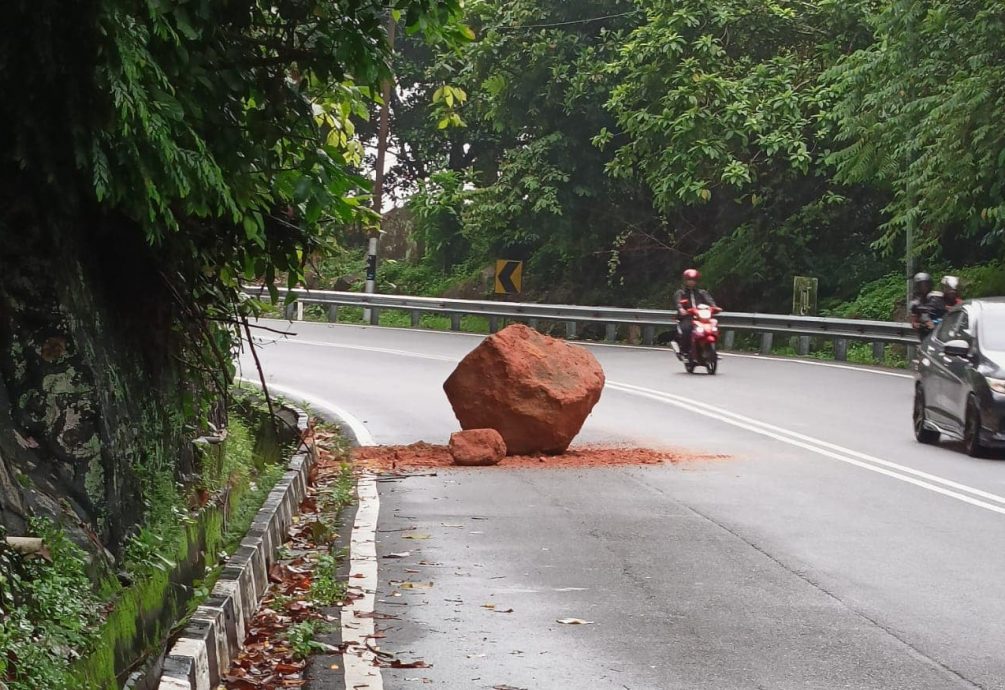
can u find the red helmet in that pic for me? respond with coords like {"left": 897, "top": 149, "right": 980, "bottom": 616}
{"left": 683, "top": 268, "right": 700, "bottom": 281}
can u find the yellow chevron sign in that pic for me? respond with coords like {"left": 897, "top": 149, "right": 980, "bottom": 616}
{"left": 494, "top": 260, "right": 523, "bottom": 295}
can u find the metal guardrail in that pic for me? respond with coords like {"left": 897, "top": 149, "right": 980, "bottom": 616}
{"left": 242, "top": 285, "right": 918, "bottom": 360}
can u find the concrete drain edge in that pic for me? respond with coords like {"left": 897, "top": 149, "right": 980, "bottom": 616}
{"left": 157, "top": 405, "right": 314, "bottom": 690}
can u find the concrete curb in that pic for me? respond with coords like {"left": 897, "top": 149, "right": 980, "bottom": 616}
{"left": 157, "top": 407, "right": 313, "bottom": 690}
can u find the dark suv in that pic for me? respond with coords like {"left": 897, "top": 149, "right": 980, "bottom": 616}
{"left": 914, "top": 298, "right": 1005, "bottom": 456}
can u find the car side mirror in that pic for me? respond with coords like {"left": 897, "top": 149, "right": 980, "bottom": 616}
{"left": 943, "top": 339, "right": 971, "bottom": 358}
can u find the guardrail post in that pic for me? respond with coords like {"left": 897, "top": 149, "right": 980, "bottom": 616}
{"left": 284, "top": 301, "right": 297, "bottom": 321}
{"left": 566, "top": 321, "right": 577, "bottom": 339}
{"left": 528, "top": 318, "right": 539, "bottom": 331}
{"left": 906, "top": 344, "right": 916, "bottom": 364}
{"left": 296, "top": 301, "right": 304, "bottom": 321}
{"left": 489, "top": 316, "right": 499, "bottom": 334}
{"left": 369, "top": 307, "right": 379, "bottom": 326}
{"left": 760, "top": 332, "right": 773, "bottom": 355}
{"left": 605, "top": 323, "right": 617, "bottom": 343}
{"left": 834, "top": 338, "right": 848, "bottom": 361}
{"left": 327, "top": 305, "right": 338, "bottom": 323}
{"left": 642, "top": 325, "right": 655, "bottom": 347}
{"left": 723, "top": 331, "right": 735, "bottom": 350}
{"left": 872, "top": 341, "right": 885, "bottom": 363}
{"left": 410, "top": 310, "right": 421, "bottom": 328}
{"left": 798, "top": 336, "right": 811, "bottom": 356}
{"left": 450, "top": 313, "right": 462, "bottom": 331}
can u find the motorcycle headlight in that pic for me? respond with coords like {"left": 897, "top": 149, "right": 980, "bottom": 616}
{"left": 987, "top": 377, "right": 1005, "bottom": 395}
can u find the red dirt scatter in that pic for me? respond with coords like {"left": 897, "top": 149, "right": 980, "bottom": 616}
{"left": 351, "top": 442, "right": 729, "bottom": 473}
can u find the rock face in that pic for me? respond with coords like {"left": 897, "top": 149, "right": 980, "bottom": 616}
{"left": 443, "top": 324, "right": 605, "bottom": 455}
{"left": 448, "top": 429, "right": 507, "bottom": 466}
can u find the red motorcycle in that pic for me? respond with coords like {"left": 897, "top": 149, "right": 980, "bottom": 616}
{"left": 682, "top": 303, "right": 721, "bottom": 375}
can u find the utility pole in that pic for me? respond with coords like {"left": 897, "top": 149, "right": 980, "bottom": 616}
{"left": 364, "top": 14, "right": 395, "bottom": 325}
{"left": 905, "top": 198, "right": 917, "bottom": 363}
{"left": 906, "top": 216, "right": 914, "bottom": 308}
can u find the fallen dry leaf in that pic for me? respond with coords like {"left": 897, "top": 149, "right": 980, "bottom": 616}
{"left": 556, "top": 618, "right": 594, "bottom": 625}
{"left": 274, "top": 661, "right": 304, "bottom": 674}
{"left": 398, "top": 581, "right": 433, "bottom": 590}
{"left": 388, "top": 659, "right": 431, "bottom": 669}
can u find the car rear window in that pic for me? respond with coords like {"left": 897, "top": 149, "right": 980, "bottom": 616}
{"left": 979, "top": 305, "right": 1005, "bottom": 349}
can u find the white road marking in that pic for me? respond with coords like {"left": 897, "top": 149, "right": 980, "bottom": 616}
{"left": 246, "top": 337, "right": 1002, "bottom": 515}
{"left": 254, "top": 318, "right": 915, "bottom": 379}
{"left": 606, "top": 381, "right": 1005, "bottom": 515}
{"left": 719, "top": 352, "right": 914, "bottom": 379}
{"left": 341, "top": 473, "right": 384, "bottom": 690}
{"left": 251, "top": 336, "right": 459, "bottom": 363}
{"left": 235, "top": 377, "right": 375, "bottom": 445}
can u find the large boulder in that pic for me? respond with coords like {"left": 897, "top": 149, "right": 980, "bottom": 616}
{"left": 449, "top": 429, "right": 507, "bottom": 466}
{"left": 443, "top": 324, "right": 605, "bottom": 454}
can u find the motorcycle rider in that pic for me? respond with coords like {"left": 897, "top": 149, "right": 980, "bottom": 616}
{"left": 673, "top": 268, "right": 717, "bottom": 360}
{"left": 930, "top": 275, "right": 963, "bottom": 319}
{"left": 910, "top": 272, "right": 937, "bottom": 336}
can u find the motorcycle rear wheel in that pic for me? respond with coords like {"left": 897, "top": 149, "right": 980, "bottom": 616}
{"left": 707, "top": 347, "right": 718, "bottom": 375}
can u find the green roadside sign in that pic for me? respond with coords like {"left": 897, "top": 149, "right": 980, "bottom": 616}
{"left": 793, "top": 276, "right": 818, "bottom": 316}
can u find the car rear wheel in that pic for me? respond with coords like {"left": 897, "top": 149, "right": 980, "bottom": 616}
{"left": 964, "top": 397, "right": 987, "bottom": 457}
{"left": 913, "top": 388, "right": 940, "bottom": 444}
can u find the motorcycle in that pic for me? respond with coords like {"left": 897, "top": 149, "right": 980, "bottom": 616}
{"left": 674, "top": 303, "right": 721, "bottom": 375}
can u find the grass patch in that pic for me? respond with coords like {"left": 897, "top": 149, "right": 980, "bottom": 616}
{"left": 286, "top": 620, "right": 328, "bottom": 660}
{"left": 300, "top": 304, "right": 490, "bottom": 334}
{"left": 319, "top": 462, "right": 354, "bottom": 513}
{"left": 310, "top": 554, "right": 347, "bottom": 606}
{"left": 722, "top": 332, "right": 910, "bottom": 369}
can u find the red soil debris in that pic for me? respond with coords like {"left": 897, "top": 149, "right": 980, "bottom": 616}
{"left": 351, "top": 442, "right": 728, "bottom": 473}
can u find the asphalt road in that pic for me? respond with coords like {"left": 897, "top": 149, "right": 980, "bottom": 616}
{"left": 240, "top": 320, "right": 1005, "bottom": 690}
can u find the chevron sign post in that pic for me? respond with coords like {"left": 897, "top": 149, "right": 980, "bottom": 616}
{"left": 494, "top": 260, "right": 523, "bottom": 295}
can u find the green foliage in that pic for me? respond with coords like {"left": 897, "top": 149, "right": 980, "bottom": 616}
{"left": 824, "top": 273, "right": 908, "bottom": 321}
{"left": 605, "top": 0, "right": 830, "bottom": 208}
{"left": 3, "top": 0, "right": 470, "bottom": 431}
{"left": 825, "top": 0, "right": 1005, "bottom": 254}
{"left": 381, "top": 258, "right": 485, "bottom": 296}
{"left": 0, "top": 520, "right": 102, "bottom": 690}
{"left": 311, "top": 554, "right": 348, "bottom": 606}
{"left": 390, "top": 0, "right": 665, "bottom": 299}
{"left": 123, "top": 416, "right": 270, "bottom": 577}
{"left": 409, "top": 170, "right": 471, "bottom": 270}
{"left": 828, "top": 261, "right": 1005, "bottom": 321}
{"left": 123, "top": 474, "right": 190, "bottom": 577}
{"left": 286, "top": 620, "right": 328, "bottom": 660}
{"left": 699, "top": 188, "right": 892, "bottom": 308}
{"left": 320, "top": 462, "right": 356, "bottom": 513}
{"left": 386, "top": 0, "right": 908, "bottom": 310}
{"left": 205, "top": 414, "right": 257, "bottom": 493}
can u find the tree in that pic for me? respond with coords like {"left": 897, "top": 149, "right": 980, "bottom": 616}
{"left": 0, "top": 0, "right": 467, "bottom": 569}
{"left": 826, "top": 0, "right": 1005, "bottom": 256}
{"left": 594, "top": 0, "right": 898, "bottom": 307}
